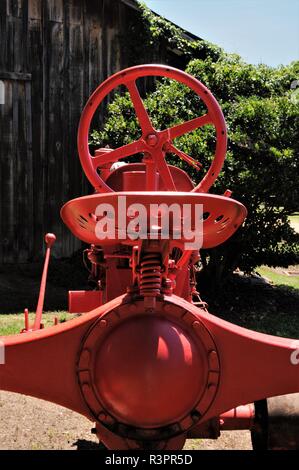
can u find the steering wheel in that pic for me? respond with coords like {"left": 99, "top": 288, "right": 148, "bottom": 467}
{"left": 77, "top": 64, "right": 227, "bottom": 194}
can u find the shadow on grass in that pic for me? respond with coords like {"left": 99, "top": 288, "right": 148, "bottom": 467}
{"left": 199, "top": 274, "right": 299, "bottom": 338}
{"left": 0, "top": 255, "right": 87, "bottom": 314}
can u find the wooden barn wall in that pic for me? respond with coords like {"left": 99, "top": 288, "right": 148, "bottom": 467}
{"left": 0, "top": 0, "right": 163, "bottom": 262}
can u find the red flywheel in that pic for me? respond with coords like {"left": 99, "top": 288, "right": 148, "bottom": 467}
{"left": 77, "top": 64, "right": 227, "bottom": 193}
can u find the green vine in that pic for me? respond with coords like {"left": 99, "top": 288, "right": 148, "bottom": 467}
{"left": 119, "top": 1, "right": 225, "bottom": 68}
{"left": 138, "top": 1, "right": 224, "bottom": 62}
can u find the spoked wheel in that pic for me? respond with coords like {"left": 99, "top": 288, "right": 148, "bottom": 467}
{"left": 77, "top": 64, "right": 227, "bottom": 193}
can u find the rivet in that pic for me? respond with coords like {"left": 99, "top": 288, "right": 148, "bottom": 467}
{"left": 208, "top": 350, "right": 219, "bottom": 370}
{"left": 81, "top": 349, "right": 90, "bottom": 362}
{"left": 98, "top": 412, "right": 114, "bottom": 425}
{"left": 208, "top": 383, "right": 216, "bottom": 390}
{"left": 99, "top": 319, "right": 107, "bottom": 328}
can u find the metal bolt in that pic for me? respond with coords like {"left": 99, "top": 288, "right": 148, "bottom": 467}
{"left": 81, "top": 349, "right": 90, "bottom": 363}
{"left": 208, "top": 383, "right": 217, "bottom": 390}
{"left": 208, "top": 350, "right": 219, "bottom": 370}
{"left": 146, "top": 134, "right": 158, "bottom": 147}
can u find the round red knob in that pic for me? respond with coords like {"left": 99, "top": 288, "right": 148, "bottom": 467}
{"left": 45, "top": 233, "right": 56, "bottom": 247}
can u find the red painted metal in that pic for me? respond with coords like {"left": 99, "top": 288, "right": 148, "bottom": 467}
{"left": 22, "top": 308, "right": 29, "bottom": 333}
{"left": 68, "top": 290, "right": 103, "bottom": 313}
{"left": 105, "top": 163, "right": 194, "bottom": 192}
{"left": 187, "top": 404, "right": 255, "bottom": 438}
{"left": 21, "top": 233, "right": 56, "bottom": 333}
{"left": 0, "top": 65, "right": 298, "bottom": 450}
{"left": 33, "top": 233, "right": 56, "bottom": 330}
{"left": 1, "top": 295, "right": 299, "bottom": 449}
{"left": 220, "top": 404, "right": 255, "bottom": 430}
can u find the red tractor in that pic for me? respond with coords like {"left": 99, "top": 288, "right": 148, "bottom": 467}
{"left": 1, "top": 65, "right": 298, "bottom": 450}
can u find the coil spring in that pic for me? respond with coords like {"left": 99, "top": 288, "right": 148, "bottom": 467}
{"left": 140, "top": 253, "right": 162, "bottom": 297}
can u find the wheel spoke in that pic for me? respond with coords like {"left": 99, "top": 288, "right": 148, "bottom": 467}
{"left": 152, "top": 148, "right": 176, "bottom": 191}
{"left": 167, "top": 143, "right": 202, "bottom": 170}
{"left": 126, "top": 80, "right": 154, "bottom": 135}
{"left": 91, "top": 140, "right": 144, "bottom": 169}
{"left": 145, "top": 158, "right": 158, "bottom": 191}
{"left": 167, "top": 113, "right": 212, "bottom": 140}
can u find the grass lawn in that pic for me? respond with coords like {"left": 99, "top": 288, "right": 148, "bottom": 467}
{"left": 257, "top": 266, "right": 299, "bottom": 290}
{"left": 0, "top": 311, "right": 71, "bottom": 336}
{"left": 289, "top": 212, "right": 299, "bottom": 231}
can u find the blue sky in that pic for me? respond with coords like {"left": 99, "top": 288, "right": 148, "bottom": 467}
{"left": 143, "top": 0, "right": 299, "bottom": 66}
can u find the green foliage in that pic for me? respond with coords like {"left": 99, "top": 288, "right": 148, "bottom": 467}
{"left": 138, "top": 2, "right": 224, "bottom": 62}
{"left": 118, "top": 2, "right": 225, "bottom": 68}
{"left": 90, "top": 4, "right": 299, "bottom": 278}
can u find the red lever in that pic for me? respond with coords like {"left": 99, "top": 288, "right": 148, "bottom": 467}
{"left": 32, "top": 233, "right": 56, "bottom": 331}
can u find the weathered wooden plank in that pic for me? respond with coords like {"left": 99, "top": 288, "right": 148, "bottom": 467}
{"left": 0, "top": 1, "right": 8, "bottom": 71}
{"left": 28, "top": 0, "right": 41, "bottom": 20}
{"left": 67, "top": 2, "right": 87, "bottom": 255}
{"left": 14, "top": 81, "right": 28, "bottom": 261}
{"left": 46, "top": 18, "right": 65, "bottom": 257}
{"left": 0, "top": 79, "right": 7, "bottom": 263}
{"left": 61, "top": 0, "right": 75, "bottom": 257}
{"left": 0, "top": 80, "right": 15, "bottom": 263}
{"left": 69, "top": 0, "right": 82, "bottom": 25}
{"left": 69, "top": 19, "right": 85, "bottom": 193}
{"left": 21, "top": 0, "right": 29, "bottom": 72}
{"left": 25, "top": 79, "right": 34, "bottom": 260}
{"left": 47, "top": 0, "right": 63, "bottom": 23}
{"left": 27, "top": 13, "right": 44, "bottom": 259}
{"left": 100, "top": 0, "right": 108, "bottom": 82}
{"left": 88, "top": 21, "right": 102, "bottom": 94}
{"left": 40, "top": 0, "right": 50, "bottom": 258}
{"left": 13, "top": 16, "right": 24, "bottom": 72}
{"left": 5, "top": 14, "right": 15, "bottom": 72}
{"left": 6, "top": 0, "right": 23, "bottom": 18}
{"left": 0, "top": 71, "right": 31, "bottom": 80}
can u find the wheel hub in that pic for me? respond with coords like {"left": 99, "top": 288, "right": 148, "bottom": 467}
{"left": 77, "top": 297, "right": 220, "bottom": 439}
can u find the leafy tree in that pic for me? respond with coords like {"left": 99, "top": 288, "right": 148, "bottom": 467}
{"left": 90, "top": 8, "right": 299, "bottom": 287}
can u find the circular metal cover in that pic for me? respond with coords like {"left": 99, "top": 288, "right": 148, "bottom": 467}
{"left": 77, "top": 296, "right": 220, "bottom": 440}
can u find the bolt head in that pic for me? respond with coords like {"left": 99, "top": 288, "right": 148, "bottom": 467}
{"left": 146, "top": 134, "right": 158, "bottom": 147}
